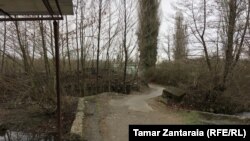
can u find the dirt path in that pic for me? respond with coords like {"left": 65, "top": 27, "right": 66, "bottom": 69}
{"left": 82, "top": 84, "right": 196, "bottom": 141}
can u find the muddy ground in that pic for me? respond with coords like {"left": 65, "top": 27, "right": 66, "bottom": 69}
{"left": 0, "top": 95, "right": 78, "bottom": 140}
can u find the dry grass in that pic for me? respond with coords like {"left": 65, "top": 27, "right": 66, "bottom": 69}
{"left": 152, "top": 59, "right": 250, "bottom": 114}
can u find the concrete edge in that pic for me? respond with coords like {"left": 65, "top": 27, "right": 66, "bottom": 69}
{"left": 70, "top": 97, "right": 85, "bottom": 137}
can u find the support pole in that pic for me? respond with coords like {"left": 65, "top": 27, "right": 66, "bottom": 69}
{"left": 54, "top": 20, "right": 61, "bottom": 141}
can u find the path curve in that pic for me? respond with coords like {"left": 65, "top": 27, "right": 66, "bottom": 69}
{"left": 82, "top": 84, "right": 188, "bottom": 141}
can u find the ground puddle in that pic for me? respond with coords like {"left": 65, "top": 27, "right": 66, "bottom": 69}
{"left": 0, "top": 130, "right": 55, "bottom": 141}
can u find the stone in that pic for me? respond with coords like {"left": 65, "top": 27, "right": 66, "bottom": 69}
{"left": 70, "top": 98, "right": 85, "bottom": 137}
{"left": 162, "top": 86, "right": 186, "bottom": 102}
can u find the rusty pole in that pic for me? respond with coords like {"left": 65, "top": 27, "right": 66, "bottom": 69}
{"left": 54, "top": 20, "right": 61, "bottom": 141}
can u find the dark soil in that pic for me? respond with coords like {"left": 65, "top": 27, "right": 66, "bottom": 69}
{"left": 0, "top": 93, "right": 78, "bottom": 140}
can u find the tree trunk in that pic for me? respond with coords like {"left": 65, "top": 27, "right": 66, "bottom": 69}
{"left": 123, "top": 0, "right": 128, "bottom": 94}
{"left": 15, "top": 21, "right": 30, "bottom": 73}
{"left": 96, "top": 0, "right": 103, "bottom": 93}
{"left": 222, "top": 0, "right": 237, "bottom": 88}
{"left": 31, "top": 23, "right": 36, "bottom": 67}
{"left": 39, "top": 20, "right": 50, "bottom": 76}
{"left": 1, "top": 21, "right": 7, "bottom": 73}
{"left": 75, "top": 0, "right": 81, "bottom": 95}
{"left": 59, "top": 22, "right": 65, "bottom": 72}
{"left": 65, "top": 16, "right": 72, "bottom": 72}
{"left": 107, "top": 0, "right": 112, "bottom": 92}
{"left": 167, "top": 35, "right": 171, "bottom": 62}
{"left": 80, "top": 6, "right": 86, "bottom": 96}
{"left": 49, "top": 21, "right": 55, "bottom": 65}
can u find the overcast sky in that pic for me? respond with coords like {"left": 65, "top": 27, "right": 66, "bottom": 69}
{"left": 159, "top": 0, "right": 177, "bottom": 37}
{"left": 159, "top": 0, "right": 176, "bottom": 60}
{"left": 160, "top": 0, "right": 176, "bottom": 29}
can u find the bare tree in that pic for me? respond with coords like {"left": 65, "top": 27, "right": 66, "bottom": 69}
{"left": 96, "top": 0, "right": 103, "bottom": 93}
{"left": 167, "top": 35, "right": 171, "bottom": 61}
{"left": 49, "top": 21, "right": 55, "bottom": 64}
{"left": 65, "top": 16, "right": 72, "bottom": 72}
{"left": 1, "top": 21, "right": 7, "bottom": 73}
{"left": 220, "top": 0, "right": 250, "bottom": 89}
{"left": 123, "top": 0, "right": 128, "bottom": 93}
{"left": 15, "top": 21, "right": 30, "bottom": 73}
{"left": 107, "top": 0, "right": 112, "bottom": 92}
{"left": 185, "top": 0, "right": 250, "bottom": 90}
{"left": 31, "top": 22, "right": 36, "bottom": 67}
{"left": 60, "top": 21, "right": 66, "bottom": 71}
{"left": 189, "top": 0, "right": 212, "bottom": 71}
{"left": 39, "top": 20, "right": 50, "bottom": 76}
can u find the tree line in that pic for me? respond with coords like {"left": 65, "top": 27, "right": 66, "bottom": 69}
{"left": 0, "top": 0, "right": 160, "bottom": 95}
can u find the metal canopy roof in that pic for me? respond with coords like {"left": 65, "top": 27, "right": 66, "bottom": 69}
{"left": 0, "top": 0, "right": 73, "bottom": 15}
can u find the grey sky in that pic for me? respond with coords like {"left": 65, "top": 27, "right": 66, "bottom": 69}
{"left": 159, "top": 0, "right": 176, "bottom": 60}
{"left": 161, "top": 0, "right": 176, "bottom": 29}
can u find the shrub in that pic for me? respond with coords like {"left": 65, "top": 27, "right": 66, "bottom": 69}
{"left": 154, "top": 59, "right": 250, "bottom": 114}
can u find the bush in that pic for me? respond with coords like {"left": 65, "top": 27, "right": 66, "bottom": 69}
{"left": 154, "top": 59, "right": 250, "bottom": 114}
{"left": 0, "top": 73, "right": 57, "bottom": 115}
{"left": 151, "top": 60, "right": 208, "bottom": 87}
